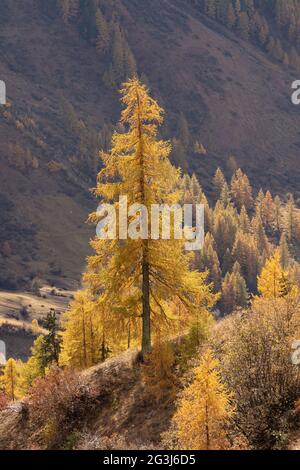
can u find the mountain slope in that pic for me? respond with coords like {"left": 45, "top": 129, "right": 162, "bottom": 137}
{"left": 0, "top": 0, "right": 299, "bottom": 287}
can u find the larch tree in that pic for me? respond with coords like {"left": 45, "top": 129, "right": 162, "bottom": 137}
{"left": 279, "top": 232, "right": 290, "bottom": 270}
{"left": 58, "top": 0, "right": 78, "bottom": 24}
{"left": 60, "top": 290, "right": 105, "bottom": 369}
{"left": 177, "top": 112, "right": 190, "bottom": 149}
{"left": 85, "top": 79, "right": 217, "bottom": 357}
{"left": 170, "top": 350, "right": 234, "bottom": 450}
{"left": 213, "top": 167, "right": 226, "bottom": 201}
{"left": 227, "top": 2, "right": 236, "bottom": 29}
{"left": 18, "top": 336, "right": 46, "bottom": 395}
{"left": 1, "top": 358, "right": 19, "bottom": 401}
{"left": 96, "top": 8, "right": 110, "bottom": 52}
{"left": 285, "top": 194, "right": 299, "bottom": 241}
{"left": 257, "top": 250, "right": 288, "bottom": 299}
{"left": 231, "top": 169, "right": 253, "bottom": 211}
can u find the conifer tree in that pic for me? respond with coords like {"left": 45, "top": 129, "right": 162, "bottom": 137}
{"left": 221, "top": 268, "right": 248, "bottom": 314}
{"left": 289, "top": 47, "right": 300, "bottom": 68}
{"left": 177, "top": 113, "right": 190, "bottom": 149}
{"left": 273, "top": 195, "right": 282, "bottom": 232}
{"left": 232, "top": 270, "right": 249, "bottom": 308}
{"left": 285, "top": 194, "right": 299, "bottom": 241}
{"left": 252, "top": 213, "right": 270, "bottom": 256}
{"left": 60, "top": 290, "right": 105, "bottom": 369}
{"left": 42, "top": 310, "right": 62, "bottom": 367}
{"left": 213, "top": 205, "right": 238, "bottom": 260}
{"left": 239, "top": 206, "right": 251, "bottom": 233}
{"left": 220, "top": 181, "right": 232, "bottom": 207}
{"left": 222, "top": 248, "right": 233, "bottom": 276}
{"left": 95, "top": 8, "right": 110, "bottom": 52}
{"left": 204, "top": 0, "right": 217, "bottom": 19}
{"left": 232, "top": 231, "right": 260, "bottom": 290}
{"left": 231, "top": 169, "right": 253, "bottom": 211}
{"left": 257, "top": 250, "right": 288, "bottom": 299}
{"left": 222, "top": 272, "right": 235, "bottom": 314}
{"left": 262, "top": 190, "right": 274, "bottom": 228}
{"left": 58, "top": 0, "right": 78, "bottom": 24}
{"left": 227, "top": 2, "right": 236, "bottom": 29}
{"left": 266, "top": 36, "right": 275, "bottom": 56}
{"left": 237, "top": 11, "right": 250, "bottom": 40}
{"left": 85, "top": 79, "right": 217, "bottom": 357}
{"left": 1, "top": 358, "right": 19, "bottom": 401}
{"left": 213, "top": 168, "right": 226, "bottom": 201}
{"left": 112, "top": 22, "right": 125, "bottom": 84}
{"left": 273, "top": 39, "right": 284, "bottom": 62}
{"left": 200, "top": 234, "right": 221, "bottom": 292}
{"left": 279, "top": 232, "right": 290, "bottom": 270}
{"left": 171, "top": 350, "right": 234, "bottom": 450}
{"left": 19, "top": 336, "right": 46, "bottom": 395}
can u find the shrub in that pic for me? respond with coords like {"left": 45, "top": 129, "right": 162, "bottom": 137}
{"left": 28, "top": 366, "right": 98, "bottom": 448}
{"left": 0, "top": 391, "right": 9, "bottom": 411}
{"left": 212, "top": 297, "right": 300, "bottom": 449}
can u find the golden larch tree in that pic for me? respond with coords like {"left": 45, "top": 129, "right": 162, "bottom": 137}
{"left": 258, "top": 250, "right": 288, "bottom": 299}
{"left": 171, "top": 350, "right": 234, "bottom": 450}
{"left": 85, "top": 78, "right": 217, "bottom": 357}
{"left": 1, "top": 358, "right": 20, "bottom": 401}
{"left": 59, "top": 290, "right": 105, "bottom": 369}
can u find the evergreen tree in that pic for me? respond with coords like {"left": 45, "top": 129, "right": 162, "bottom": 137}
{"left": 227, "top": 2, "right": 236, "bottom": 29}
{"left": 200, "top": 234, "right": 222, "bottom": 292}
{"left": 279, "top": 232, "right": 290, "bottom": 270}
{"left": 19, "top": 336, "right": 46, "bottom": 395}
{"left": 1, "top": 358, "right": 19, "bottom": 401}
{"left": 205, "top": 0, "right": 217, "bottom": 18}
{"left": 232, "top": 231, "right": 260, "bottom": 290}
{"left": 237, "top": 12, "right": 250, "bottom": 40}
{"left": 222, "top": 272, "right": 235, "bottom": 314}
{"left": 258, "top": 250, "right": 288, "bottom": 299}
{"left": 285, "top": 194, "right": 299, "bottom": 241}
{"left": 213, "top": 167, "right": 226, "bottom": 201}
{"left": 57, "top": 0, "right": 78, "bottom": 24}
{"left": 95, "top": 8, "right": 110, "bottom": 52}
{"left": 262, "top": 190, "right": 274, "bottom": 228}
{"left": 85, "top": 79, "right": 217, "bottom": 357}
{"left": 273, "top": 195, "right": 282, "bottom": 232}
{"left": 42, "top": 310, "right": 62, "bottom": 367}
{"left": 220, "top": 182, "right": 232, "bottom": 207}
{"left": 252, "top": 214, "right": 270, "bottom": 255}
{"left": 239, "top": 206, "right": 251, "bottom": 233}
{"left": 170, "top": 350, "right": 234, "bottom": 450}
{"left": 231, "top": 169, "right": 253, "bottom": 211}
{"left": 177, "top": 113, "right": 190, "bottom": 149}
{"left": 60, "top": 290, "right": 105, "bottom": 369}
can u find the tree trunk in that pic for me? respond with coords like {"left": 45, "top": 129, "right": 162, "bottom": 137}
{"left": 142, "top": 257, "right": 151, "bottom": 357}
{"left": 205, "top": 402, "right": 210, "bottom": 450}
{"left": 136, "top": 88, "right": 151, "bottom": 358}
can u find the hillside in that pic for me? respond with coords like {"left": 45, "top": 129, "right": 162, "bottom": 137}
{"left": 0, "top": 349, "right": 174, "bottom": 450}
{"left": 1, "top": 0, "right": 300, "bottom": 288}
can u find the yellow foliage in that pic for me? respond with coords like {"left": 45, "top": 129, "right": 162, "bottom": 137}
{"left": 85, "top": 78, "right": 218, "bottom": 356}
{"left": 257, "top": 250, "right": 297, "bottom": 299}
{"left": 60, "top": 290, "right": 110, "bottom": 369}
{"left": 0, "top": 358, "right": 22, "bottom": 401}
{"left": 142, "top": 339, "right": 176, "bottom": 402}
{"left": 170, "top": 350, "right": 234, "bottom": 450}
